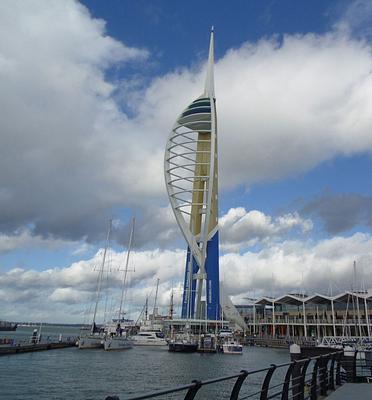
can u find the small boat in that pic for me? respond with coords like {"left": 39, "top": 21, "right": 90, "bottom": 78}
{"left": 218, "top": 330, "right": 243, "bottom": 354}
{"left": 198, "top": 333, "right": 217, "bottom": 353}
{"left": 221, "top": 340, "right": 243, "bottom": 355}
{"left": 168, "top": 338, "right": 198, "bottom": 353}
{"left": 0, "top": 321, "right": 17, "bottom": 331}
{"left": 168, "top": 331, "right": 198, "bottom": 352}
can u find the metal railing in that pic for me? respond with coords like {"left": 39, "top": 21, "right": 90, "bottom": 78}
{"left": 244, "top": 318, "right": 371, "bottom": 325}
{"left": 105, "top": 349, "right": 372, "bottom": 400}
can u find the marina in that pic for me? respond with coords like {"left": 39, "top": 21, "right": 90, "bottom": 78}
{"left": 2, "top": 325, "right": 370, "bottom": 400}
{"left": 0, "top": 328, "right": 288, "bottom": 400}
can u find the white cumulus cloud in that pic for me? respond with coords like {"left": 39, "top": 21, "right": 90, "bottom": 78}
{"left": 1, "top": 1, "right": 372, "bottom": 245}
{"left": 1, "top": 233, "right": 372, "bottom": 322}
{"left": 220, "top": 207, "right": 312, "bottom": 251}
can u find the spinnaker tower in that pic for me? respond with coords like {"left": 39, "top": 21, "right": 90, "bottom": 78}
{"left": 164, "top": 28, "right": 220, "bottom": 321}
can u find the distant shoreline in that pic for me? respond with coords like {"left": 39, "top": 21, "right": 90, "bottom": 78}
{"left": 15, "top": 322, "right": 89, "bottom": 327}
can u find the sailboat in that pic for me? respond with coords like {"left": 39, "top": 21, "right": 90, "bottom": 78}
{"left": 103, "top": 218, "right": 135, "bottom": 351}
{"left": 78, "top": 220, "right": 112, "bottom": 349}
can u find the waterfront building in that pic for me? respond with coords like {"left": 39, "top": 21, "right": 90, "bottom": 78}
{"left": 237, "top": 290, "right": 372, "bottom": 339}
{"left": 164, "top": 29, "right": 220, "bottom": 321}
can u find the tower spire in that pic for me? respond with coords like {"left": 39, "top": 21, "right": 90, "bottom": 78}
{"left": 204, "top": 26, "right": 215, "bottom": 98}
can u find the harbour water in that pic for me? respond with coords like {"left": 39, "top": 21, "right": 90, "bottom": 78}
{"left": 0, "top": 326, "right": 289, "bottom": 400}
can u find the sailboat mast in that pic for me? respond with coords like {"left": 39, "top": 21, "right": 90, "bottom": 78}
{"left": 118, "top": 217, "right": 135, "bottom": 322}
{"left": 153, "top": 278, "right": 160, "bottom": 320}
{"left": 169, "top": 286, "right": 174, "bottom": 319}
{"left": 92, "top": 219, "right": 112, "bottom": 330}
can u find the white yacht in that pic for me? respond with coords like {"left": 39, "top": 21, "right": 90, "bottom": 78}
{"left": 131, "top": 330, "right": 167, "bottom": 346}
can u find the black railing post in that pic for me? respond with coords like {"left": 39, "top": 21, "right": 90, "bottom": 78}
{"left": 184, "top": 380, "right": 202, "bottom": 400}
{"left": 298, "top": 358, "right": 311, "bottom": 400}
{"left": 260, "top": 364, "right": 276, "bottom": 400}
{"left": 353, "top": 350, "right": 358, "bottom": 383}
{"left": 230, "top": 370, "right": 249, "bottom": 400}
{"left": 310, "top": 358, "right": 320, "bottom": 400}
{"left": 319, "top": 355, "right": 328, "bottom": 396}
{"left": 336, "top": 352, "right": 342, "bottom": 385}
{"left": 290, "top": 344, "right": 302, "bottom": 400}
{"left": 328, "top": 353, "right": 336, "bottom": 391}
{"left": 281, "top": 362, "right": 294, "bottom": 400}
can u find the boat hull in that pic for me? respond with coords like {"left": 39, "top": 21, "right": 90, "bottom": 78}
{"left": 197, "top": 348, "right": 217, "bottom": 353}
{"left": 132, "top": 340, "right": 167, "bottom": 346}
{"left": 131, "top": 337, "right": 168, "bottom": 347}
{"left": 0, "top": 323, "right": 17, "bottom": 331}
{"left": 131, "top": 331, "right": 167, "bottom": 347}
{"left": 78, "top": 335, "right": 103, "bottom": 349}
{"left": 198, "top": 335, "right": 217, "bottom": 353}
{"left": 104, "top": 337, "right": 133, "bottom": 351}
{"left": 168, "top": 342, "right": 198, "bottom": 353}
{"left": 222, "top": 344, "right": 243, "bottom": 354}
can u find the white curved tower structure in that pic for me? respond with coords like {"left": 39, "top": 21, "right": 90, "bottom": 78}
{"left": 164, "top": 28, "right": 219, "bottom": 320}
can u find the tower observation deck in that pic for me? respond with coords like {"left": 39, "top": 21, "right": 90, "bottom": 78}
{"left": 164, "top": 29, "right": 220, "bottom": 320}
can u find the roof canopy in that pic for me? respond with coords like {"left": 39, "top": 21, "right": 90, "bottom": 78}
{"left": 275, "top": 294, "right": 305, "bottom": 306}
{"left": 242, "top": 290, "right": 372, "bottom": 307}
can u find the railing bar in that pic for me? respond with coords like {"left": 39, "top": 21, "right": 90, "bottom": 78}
{"left": 201, "top": 374, "right": 242, "bottom": 385}
{"left": 291, "top": 376, "right": 304, "bottom": 383}
{"left": 290, "top": 382, "right": 304, "bottom": 389}
{"left": 269, "top": 361, "right": 293, "bottom": 369}
{"left": 239, "top": 389, "right": 263, "bottom": 399}
{"left": 267, "top": 390, "right": 284, "bottom": 399}
{"left": 267, "top": 382, "right": 284, "bottom": 390}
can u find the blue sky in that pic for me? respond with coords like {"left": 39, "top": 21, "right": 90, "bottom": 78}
{"left": 1, "top": 0, "right": 372, "bottom": 322}
{"left": 81, "top": 0, "right": 343, "bottom": 69}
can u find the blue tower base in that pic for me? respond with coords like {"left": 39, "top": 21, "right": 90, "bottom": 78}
{"left": 181, "top": 231, "right": 220, "bottom": 320}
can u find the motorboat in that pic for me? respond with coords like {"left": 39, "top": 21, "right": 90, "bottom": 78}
{"left": 131, "top": 330, "right": 167, "bottom": 346}
{"left": 168, "top": 332, "right": 198, "bottom": 352}
{"left": 198, "top": 333, "right": 217, "bottom": 353}
{"left": 168, "top": 341, "right": 198, "bottom": 352}
{"left": 218, "top": 330, "right": 243, "bottom": 354}
{"left": 221, "top": 339, "right": 243, "bottom": 355}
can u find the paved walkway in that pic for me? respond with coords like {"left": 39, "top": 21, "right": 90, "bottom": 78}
{"left": 327, "top": 383, "right": 372, "bottom": 399}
